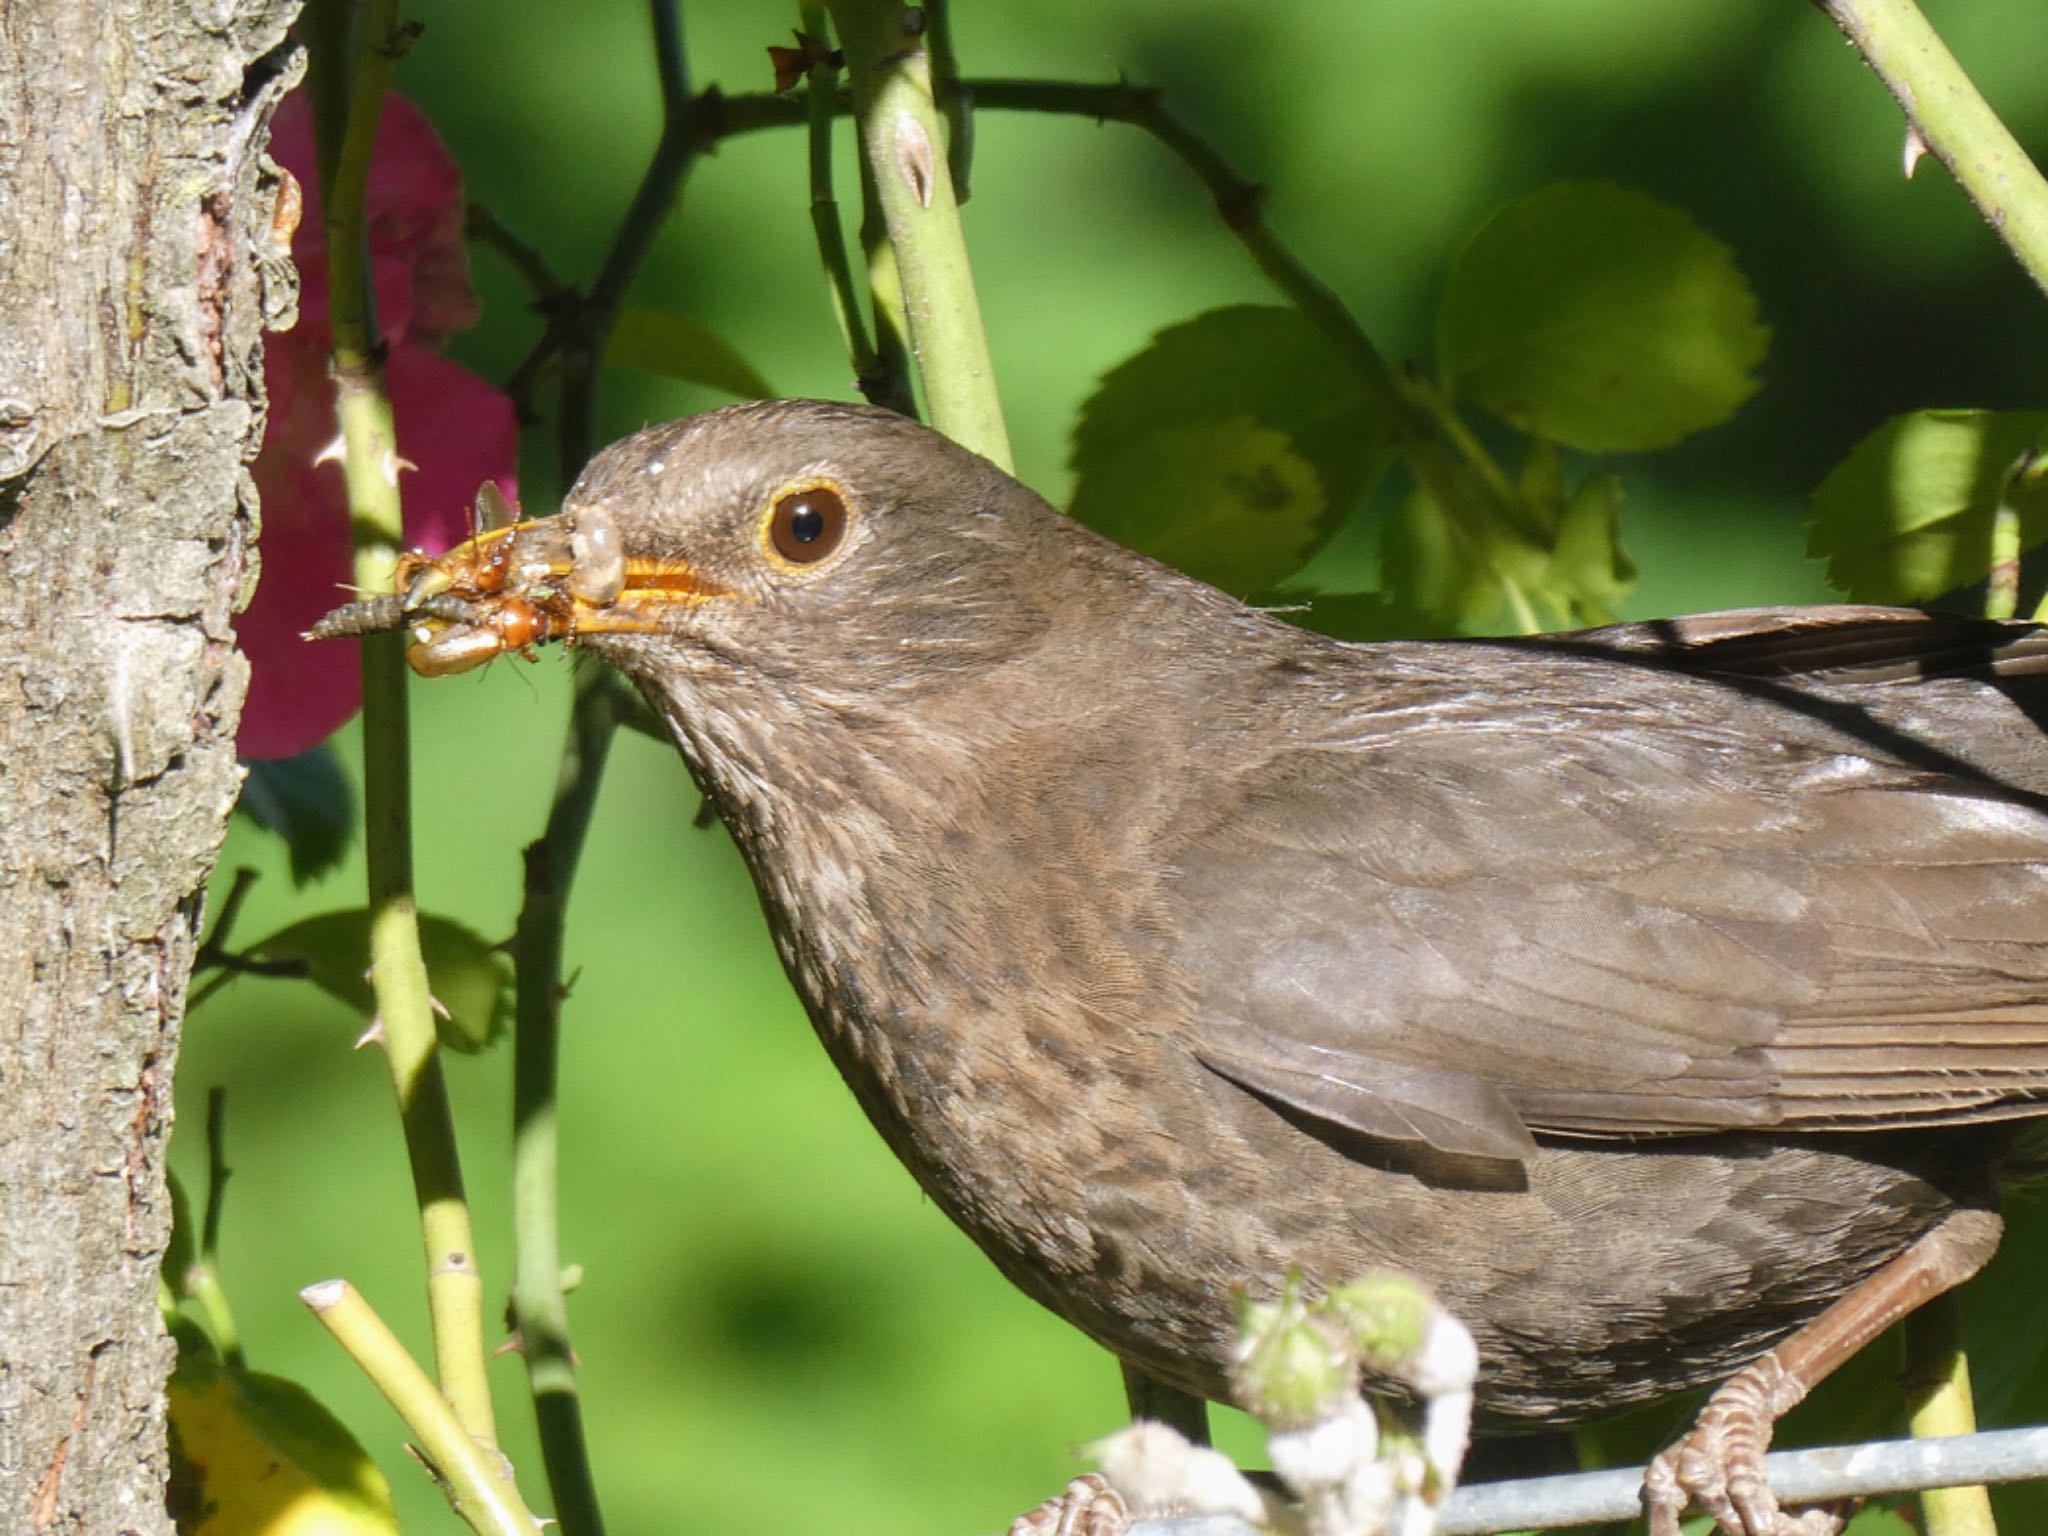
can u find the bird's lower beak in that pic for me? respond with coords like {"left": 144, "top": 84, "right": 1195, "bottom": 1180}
{"left": 306, "top": 505, "right": 727, "bottom": 677}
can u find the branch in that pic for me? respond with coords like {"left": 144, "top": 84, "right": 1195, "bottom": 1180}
{"left": 827, "top": 0, "right": 1011, "bottom": 467}
{"left": 796, "top": 3, "right": 905, "bottom": 409}
{"left": 304, "top": 0, "right": 498, "bottom": 1450}
{"left": 508, "top": 669, "right": 629, "bottom": 1536}
{"left": 1813, "top": 0, "right": 2048, "bottom": 299}
{"left": 303, "top": 1281, "right": 537, "bottom": 1536}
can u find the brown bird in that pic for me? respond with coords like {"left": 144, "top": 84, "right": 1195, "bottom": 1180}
{"left": 339, "top": 399, "right": 2048, "bottom": 1536}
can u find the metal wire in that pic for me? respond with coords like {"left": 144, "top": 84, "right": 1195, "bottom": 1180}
{"left": 1120, "top": 1425, "right": 2048, "bottom": 1536}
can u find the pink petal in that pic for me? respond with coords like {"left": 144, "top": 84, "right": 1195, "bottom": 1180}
{"left": 237, "top": 336, "right": 519, "bottom": 760}
{"left": 269, "top": 89, "right": 478, "bottom": 345}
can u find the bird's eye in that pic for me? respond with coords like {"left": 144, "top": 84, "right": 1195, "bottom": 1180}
{"left": 766, "top": 485, "right": 849, "bottom": 565}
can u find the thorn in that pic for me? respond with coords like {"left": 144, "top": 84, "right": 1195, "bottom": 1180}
{"left": 313, "top": 432, "right": 346, "bottom": 466}
{"left": 894, "top": 112, "right": 936, "bottom": 208}
{"left": 1903, "top": 123, "right": 1929, "bottom": 179}
{"left": 355, "top": 1017, "right": 386, "bottom": 1050}
{"left": 495, "top": 1331, "right": 527, "bottom": 1357}
{"left": 428, "top": 993, "right": 451, "bottom": 1020}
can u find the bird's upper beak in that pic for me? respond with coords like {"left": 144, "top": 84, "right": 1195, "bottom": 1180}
{"left": 306, "top": 505, "right": 729, "bottom": 677}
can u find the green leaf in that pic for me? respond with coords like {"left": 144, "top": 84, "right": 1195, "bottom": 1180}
{"left": 169, "top": 1355, "right": 398, "bottom": 1536}
{"left": 237, "top": 746, "right": 353, "bottom": 886}
{"left": 607, "top": 309, "right": 775, "bottom": 399}
{"left": 1545, "top": 471, "right": 1636, "bottom": 625}
{"left": 1438, "top": 181, "right": 1768, "bottom": 453}
{"left": 1069, "top": 306, "right": 1390, "bottom": 592}
{"left": 1808, "top": 408, "right": 2048, "bottom": 604}
{"left": 1070, "top": 417, "right": 1325, "bottom": 594}
{"left": 1375, "top": 461, "right": 1635, "bottom": 636}
{"left": 246, "top": 909, "right": 511, "bottom": 1054}
{"left": 1380, "top": 480, "right": 1498, "bottom": 635}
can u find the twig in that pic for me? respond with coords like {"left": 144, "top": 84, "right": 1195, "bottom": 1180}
{"left": 305, "top": 0, "right": 498, "bottom": 1451}
{"left": 923, "top": 0, "right": 973, "bottom": 199}
{"left": 856, "top": 142, "right": 918, "bottom": 415}
{"left": 176, "top": 1087, "right": 245, "bottom": 1368}
{"left": 1811, "top": 0, "right": 2048, "bottom": 300}
{"left": 508, "top": 669, "right": 628, "bottom": 1536}
{"left": 499, "top": 11, "right": 713, "bottom": 1530}
{"left": 302, "top": 1281, "right": 537, "bottom": 1536}
{"left": 466, "top": 202, "right": 570, "bottom": 307}
{"left": 796, "top": 2, "right": 896, "bottom": 407}
{"left": 827, "top": 0, "right": 1011, "bottom": 467}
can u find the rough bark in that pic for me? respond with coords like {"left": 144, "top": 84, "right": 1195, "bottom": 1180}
{"left": 0, "top": 4, "right": 300, "bottom": 1532}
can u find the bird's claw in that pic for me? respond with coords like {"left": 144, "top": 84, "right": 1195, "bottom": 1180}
{"left": 1008, "top": 1474, "right": 1131, "bottom": 1536}
{"left": 1642, "top": 1356, "right": 1844, "bottom": 1536}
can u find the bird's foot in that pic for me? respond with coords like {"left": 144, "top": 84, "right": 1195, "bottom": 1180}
{"left": 1007, "top": 1473, "right": 1131, "bottom": 1536}
{"left": 1642, "top": 1355, "right": 1844, "bottom": 1536}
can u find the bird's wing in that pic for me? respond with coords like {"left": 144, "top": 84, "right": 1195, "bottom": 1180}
{"left": 1171, "top": 609, "right": 2048, "bottom": 1164}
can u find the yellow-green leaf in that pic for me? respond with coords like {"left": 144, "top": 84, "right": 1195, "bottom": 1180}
{"left": 1069, "top": 306, "right": 1389, "bottom": 591}
{"left": 1808, "top": 408, "right": 2048, "bottom": 604}
{"left": 246, "top": 910, "right": 510, "bottom": 1054}
{"left": 169, "top": 1358, "right": 397, "bottom": 1536}
{"left": 1069, "top": 417, "right": 1324, "bottom": 595}
{"left": 1439, "top": 181, "right": 1767, "bottom": 453}
{"left": 607, "top": 309, "right": 774, "bottom": 399}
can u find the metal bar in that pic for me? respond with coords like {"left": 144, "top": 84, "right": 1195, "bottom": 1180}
{"left": 1117, "top": 1426, "right": 2048, "bottom": 1536}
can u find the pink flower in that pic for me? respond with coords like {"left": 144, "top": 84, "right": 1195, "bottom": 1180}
{"left": 239, "top": 89, "right": 518, "bottom": 760}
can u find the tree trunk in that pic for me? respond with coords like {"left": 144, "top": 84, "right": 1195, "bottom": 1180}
{"left": 0, "top": 4, "right": 299, "bottom": 1531}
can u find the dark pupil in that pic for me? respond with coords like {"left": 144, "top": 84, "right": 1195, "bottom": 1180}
{"left": 789, "top": 502, "right": 826, "bottom": 543}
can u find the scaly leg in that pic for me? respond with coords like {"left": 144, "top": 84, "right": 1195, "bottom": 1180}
{"left": 1643, "top": 1208, "right": 2003, "bottom": 1536}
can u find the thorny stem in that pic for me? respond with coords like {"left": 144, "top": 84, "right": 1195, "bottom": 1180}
{"left": 305, "top": 0, "right": 498, "bottom": 1451}
{"left": 500, "top": 7, "right": 712, "bottom": 1532}
{"left": 509, "top": 672, "right": 625, "bottom": 1536}
{"left": 827, "top": 0, "right": 1011, "bottom": 468}
{"left": 1812, "top": 0, "right": 2048, "bottom": 302}
{"left": 303, "top": 1281, "right": 536, "bottom": 1536}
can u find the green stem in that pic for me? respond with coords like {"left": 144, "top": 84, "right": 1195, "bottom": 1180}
{"left": 922, "top": 0, "right": 972, "bottom": 200}
{"left": 827, "top": 0, "right": 1010, "bottom": 468}
{"left": 1903, "top": 1294, "right": 1998, "bottom": 1536}
{"left": 509, "top": 671, "right": 626, "bottom": 1536}
{"left": 857, "top": 147, "right": 918, "bottom": 416}
{"left": 1815, "top": 0, "right": 2048, "bottom": 300}
{"left": 501, "top": 9, "right": 711, "bottom": 1528}
{"left": 308, "top": 0, "right": 498, "bottom": 1451}
{"left": 797, "top": 1, "right": 890, "bottom": 405}
{"left": 303, "top": 1281, "right": 536, "bottom": 1536}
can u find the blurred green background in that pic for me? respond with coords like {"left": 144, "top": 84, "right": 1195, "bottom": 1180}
{"left": 175, "top": 2, "right": 2048, "bottom": 1532}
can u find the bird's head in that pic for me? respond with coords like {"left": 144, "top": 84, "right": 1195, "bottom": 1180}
{"left": 555, "top": 399, "right": 1073, "bottom": 696}
{"left": 391, "top": 400, "right": 1136, "bottom": 719}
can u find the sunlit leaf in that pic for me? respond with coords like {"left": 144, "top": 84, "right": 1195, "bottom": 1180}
{"left": 169, "top": 1356, "right": 398, "bottom": 1536}
{"left": 237, "top": 746, "right": 354, "bottom": 886}
{"left": 1379, "top": 480, "right": 1498, "bottom": 635}
{"left": 1070, "top": 306, "right": 1389, "bottom": 590}
{"left": 1439, "top": 181, "right": 1768, "bottom": 452}
{"left": 1545, "top": 471, "right": 1635, "bottom": 625}
{"left": 246, "top": 909, "right": 510, "bottom": 1053}
{"left": 1808, "top": 408, "right": 2048, "bottom": 604}
{"left": 608, "top": 309, "right": 775, "bottom": 399}
{"left": 1377, "top": 462, "right": 1634, "bottom": 635}
{"left": 1072, "top": 418, "right": 1325, "bottom": 594}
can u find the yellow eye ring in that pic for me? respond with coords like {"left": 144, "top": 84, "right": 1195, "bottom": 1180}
{"left": 760, "top": 480, "right": 853, "bottom": 569}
